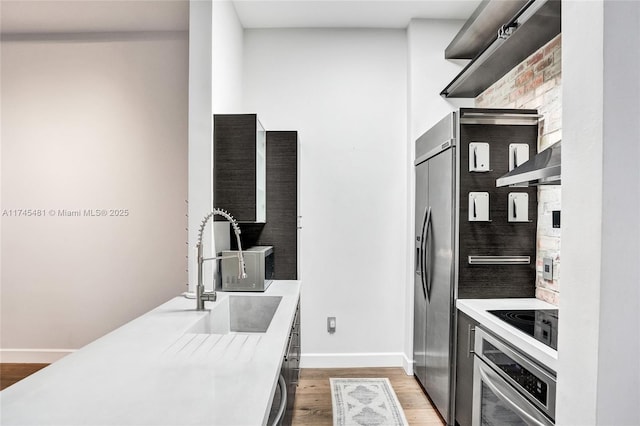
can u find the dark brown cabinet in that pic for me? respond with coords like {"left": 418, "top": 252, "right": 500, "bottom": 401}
{"left": 260, "top": 131, "right": 298, "bottom": 280}
{"left": 282, "top": 301, "right": 300, "bottom": 425}
{"left": 232, "top": 131, "right": 299, "bottom": 280}
{"left": 214, "top": 114, "right": 266, "bottom": 223}
{"left": 457, "top": 113, "right": 538, "bottom": 298}
{"left": 268, "top": 300, "right": 300, "bottom": 426}
{"left": 455, "top": 310, "right": 478, "bottom": 426}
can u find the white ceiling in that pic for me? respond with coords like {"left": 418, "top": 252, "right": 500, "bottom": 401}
{"left": 1, "top": 0, "right": 480, "bottom": 34}
{"left": 233, "top": 1, "right": 482, "bottom": 29}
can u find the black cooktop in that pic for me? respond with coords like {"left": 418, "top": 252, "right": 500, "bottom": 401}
{"left": 488, "top": 309, "right": 559, "bottom": 350}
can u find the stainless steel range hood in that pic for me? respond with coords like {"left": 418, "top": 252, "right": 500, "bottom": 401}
{"left": 496, "top": 141, "right": 561, "bottom": 187}
{"left": 445, "top": 0, "right": 530, "bottom": 59}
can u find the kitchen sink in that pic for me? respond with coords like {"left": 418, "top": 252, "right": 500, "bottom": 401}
{"left": 189, "top": 295, "right": 282, "bottom": 334}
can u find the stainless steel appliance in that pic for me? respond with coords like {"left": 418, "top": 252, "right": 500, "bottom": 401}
{"left": 496, "top": 140, "right": 561, "bottom": 187}
{"left": 413, "top": 108, "right": 540, "bottom": 424}
{"left": 221, "top": 246, "right": 274, "bottom": 291}
{"left": 489, "top": 309, "right": 559, "bottom": 350}
{"left": 472, "top": 327, "right": 556, "bottom": 426}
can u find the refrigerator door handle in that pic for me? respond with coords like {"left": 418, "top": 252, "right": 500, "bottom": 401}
{"left": 419, "top": 206, "right": 430, "bottom": 300}
{"left": 423, "top": 207, "right": 432, "bottom": 301}
{"left": 416, "top": 202, "right": 427, "bottom": 278}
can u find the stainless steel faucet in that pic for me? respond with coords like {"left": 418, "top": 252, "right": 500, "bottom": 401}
{"left": 196, "top": 209, "right": 247, "bottom": 310}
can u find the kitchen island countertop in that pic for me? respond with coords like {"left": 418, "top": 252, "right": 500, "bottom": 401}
{"left": 0, "top": 280, "right": 301, "bottom": 426}
{"left": 457, "top": 298, "right": 558, "bottom": 372}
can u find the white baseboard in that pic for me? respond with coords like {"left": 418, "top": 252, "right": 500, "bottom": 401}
{"left": 402, "top": 352, "right": 414, "bottom": 375}
{"left": 300, "top": 352, "right": 408, "bottom": 369}
{"left": 0, "top": 349, "right": 75, "bottom": 363}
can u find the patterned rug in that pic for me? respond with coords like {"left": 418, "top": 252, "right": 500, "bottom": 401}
{"left": 330, "top": 378, "right": 409, "bottom": 426}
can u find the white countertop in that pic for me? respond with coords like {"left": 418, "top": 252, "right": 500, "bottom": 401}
{"left": 0, "top": 281, "right": 301, "bottom": 426}
{"left": 456, "top": 298, "right": 558, "bottom": 372}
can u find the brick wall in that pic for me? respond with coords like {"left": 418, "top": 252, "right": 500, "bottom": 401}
{"left": 476, "top": 34, "right": 562, "bottom": 305}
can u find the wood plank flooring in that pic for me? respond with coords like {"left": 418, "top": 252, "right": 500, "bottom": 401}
{"left": 292, "top": 368, "right": 445, "bottom": 426}
{"left": 0, "top": 363, "right": 48, "bottom": 390}
{"left": 2, "top": 364, "right": 445, "bottom": 426}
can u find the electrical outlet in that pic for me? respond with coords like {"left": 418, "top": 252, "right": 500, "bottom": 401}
{"left": 327, "top": 317, "right": 336, "bottom": 334}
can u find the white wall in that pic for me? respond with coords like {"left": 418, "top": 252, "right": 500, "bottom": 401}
{"left": 212, "top": 0, "right": 243, "bottom": 114}
{"left": 597, "top": 2, "right": 640, "bottom": 423}
{"left": 188, "top": 0, "right": 215, "bottom": 292}
{"left": 559, "top": 0, "right": 640, "bottom": 424}
{"left": 1, "top": 32, "right": 188, "bottom": 362}
{"left": 243, "top": 28, "right": 408, "bottom": 367}
{"left": 188, "top": 0, "right": 244, "bottom": 292}
{"left": 558, "top": 1, "right": 602, "bottom": 418}
{"left": 211, "top": 0, "right": 244, "bottom": 254}
{"left": 407, "top": 19, "right": 471, "bottom": 143}
{"left": 404, "top": 18, "right": 471, "bottom": 372}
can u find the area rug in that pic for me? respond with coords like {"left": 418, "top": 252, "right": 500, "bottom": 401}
{"left": 330, "top": 378, "right": 409, "bottom": 426}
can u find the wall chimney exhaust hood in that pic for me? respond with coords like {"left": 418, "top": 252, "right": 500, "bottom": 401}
{"left": 441, "top": 0, "right": 561, "bottom": 98}
{"left": 496, "top": 141, "right": 561, "bottom": 187}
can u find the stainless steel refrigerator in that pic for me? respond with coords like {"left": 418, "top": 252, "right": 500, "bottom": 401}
{"left": 413, "top": 109, "right": 540, "bottom": 425}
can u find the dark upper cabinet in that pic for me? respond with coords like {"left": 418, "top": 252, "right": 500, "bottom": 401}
{"left": 214, "top": 114, "right": 266, "bottom": 223}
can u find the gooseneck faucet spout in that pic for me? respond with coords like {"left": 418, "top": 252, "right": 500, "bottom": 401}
{"left": 196, "top": 209, "right": 247, "bottom": 310}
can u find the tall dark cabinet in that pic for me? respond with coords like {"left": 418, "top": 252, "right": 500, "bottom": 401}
{"left": 232, "top": 131, "right": 298, "bottom": 280}
{"left": 258, "top": 131, "right": 298, "bottom": 280}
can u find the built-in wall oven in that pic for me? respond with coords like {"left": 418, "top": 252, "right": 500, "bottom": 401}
{"left": 472, "top": 327, "right": 556, "bottom": 426}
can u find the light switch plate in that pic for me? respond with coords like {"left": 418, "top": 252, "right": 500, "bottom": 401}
{"left": 469, "top": 192, "right": 490, "bottom": 221}
{"left": 469, "top": 142, "right": 490, "bottom": 172}
{"left": 543, "top": 257, "right": 554, "bottom": 281}
{"left": 508, "top": 193, "right": 529, "bottom": 222}
{"left": 327, "top": 317, "right": 336, "bottom": 334}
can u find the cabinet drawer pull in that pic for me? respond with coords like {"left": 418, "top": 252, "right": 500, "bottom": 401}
{"left": 467, "top": 325, "right": 476, "bottom": 357}
{"left": 468, "top": 255, "right": 530, "bottom": 265}
{"left": 291, "top": 368, "right": 301, "bottom": 384}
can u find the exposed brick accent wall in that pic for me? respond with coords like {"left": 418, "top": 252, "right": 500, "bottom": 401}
{"left": 476, "top": 34, "right": 562, "bottom": 306}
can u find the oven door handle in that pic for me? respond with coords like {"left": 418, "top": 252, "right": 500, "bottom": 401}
{"left": 478, "top": 365, "right": 549, "bottom": 426}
